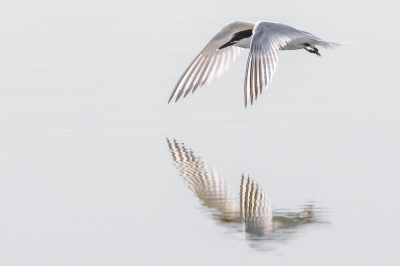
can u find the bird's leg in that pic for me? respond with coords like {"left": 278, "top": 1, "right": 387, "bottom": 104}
{"left": 304, "top": 43, "right": 321, "bottom": 57}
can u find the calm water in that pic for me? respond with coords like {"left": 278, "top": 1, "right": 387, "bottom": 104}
{"left": 1, "top": 0, "right": 399, "bottom": 265}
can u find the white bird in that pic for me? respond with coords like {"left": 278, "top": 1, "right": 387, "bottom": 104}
{"left": 168, "top": 21, "right": 340, "bottom": 107}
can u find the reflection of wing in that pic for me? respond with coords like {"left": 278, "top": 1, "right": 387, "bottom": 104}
{"left": 240, "top": 175, "right": 273, "bottom": 236}
{"left": 167, "top": 138, "right": 240, "bottom": 222}
{"left": 166, "top": 138, "right": 317, "bottom": 246}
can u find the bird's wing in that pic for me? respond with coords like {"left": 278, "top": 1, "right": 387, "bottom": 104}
{"left": 167, "top": 138, "right": 240, "bottom": 222}
{"left": 169, "top": 21, "right": 255, "bottom": 103}
{"left": 245, "top": 21, "right": 315, "bottom": 107}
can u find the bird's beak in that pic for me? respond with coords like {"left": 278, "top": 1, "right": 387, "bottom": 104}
{"left": 217, "top": 41, "right": 234, "bottom": 51}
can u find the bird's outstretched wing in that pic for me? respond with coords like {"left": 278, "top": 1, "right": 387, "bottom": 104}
{"left": 169, "top": 21, "right": 255, "bottom": 103}
{"left": 244, "top": 21, "right": 336, "bottom": 107}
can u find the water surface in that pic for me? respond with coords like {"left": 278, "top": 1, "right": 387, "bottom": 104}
{"left": 1, "top": 0, "right": 399, "bottom": 265}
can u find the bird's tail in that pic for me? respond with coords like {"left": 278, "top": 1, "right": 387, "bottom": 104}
{"left": 315, "top": 41, "right": 343, "bottom": 50}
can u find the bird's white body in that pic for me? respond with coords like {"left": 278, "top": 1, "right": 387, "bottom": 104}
{"left": 169, "top": 21, "right": 341, "bottom": 107}
{"left": 281, "top": 37, "right": 319, "bottom": 50}
{"left": 234, "top": 36, "right": 319, "bottom": 50}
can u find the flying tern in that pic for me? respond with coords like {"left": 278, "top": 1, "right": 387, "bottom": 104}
{"left": 168, "top": 21, "right": 340, "bottom": 107}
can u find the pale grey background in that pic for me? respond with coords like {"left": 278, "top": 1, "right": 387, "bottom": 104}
{"left": 1, "top": 0, "right": 399, "bottom": 265}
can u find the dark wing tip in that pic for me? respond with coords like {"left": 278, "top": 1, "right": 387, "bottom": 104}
{"left": 168, "top": 88, "right": 177, "bottom": 104}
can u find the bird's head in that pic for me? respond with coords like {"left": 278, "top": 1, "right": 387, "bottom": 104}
{"left": 217, "top": 29, "right": 253, "bottom": 51}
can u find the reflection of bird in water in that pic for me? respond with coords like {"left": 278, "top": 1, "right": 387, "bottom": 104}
{"left": 167, "top": 138, "right": 315, "bottom": 246}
